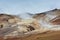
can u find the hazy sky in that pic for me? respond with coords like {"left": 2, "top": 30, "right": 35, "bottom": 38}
{"left": 0, "top": 0, "right": 60, "bottom": 14}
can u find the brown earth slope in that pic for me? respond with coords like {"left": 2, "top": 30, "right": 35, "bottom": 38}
{"left": 0, "top": 31, "right": 60, "bottom": 40}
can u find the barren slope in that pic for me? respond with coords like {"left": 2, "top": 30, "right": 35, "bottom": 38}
{"left": 0, "top": 31, "right": 60, "bottom": 40}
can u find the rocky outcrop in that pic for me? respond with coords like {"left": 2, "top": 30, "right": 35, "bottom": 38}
{"left": 32, "top": 9, "right": 60, "bottom": 31}
{"left": 0, "top": 14, "right": 21, "bottom": 29}
{"left": 50, "top": 16, "right": 60, "bottom": 25}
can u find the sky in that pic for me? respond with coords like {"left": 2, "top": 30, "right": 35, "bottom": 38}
{"left": 0, "top": 0, "right": 60, "bottom": 15}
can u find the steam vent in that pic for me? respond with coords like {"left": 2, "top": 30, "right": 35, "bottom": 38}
{"left": 0, "top": 9, "right": 60, "bottom": 40}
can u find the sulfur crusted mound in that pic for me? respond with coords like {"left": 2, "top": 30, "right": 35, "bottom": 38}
{"left": 0, "top": 14, "right": 41, "bottom": 39}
